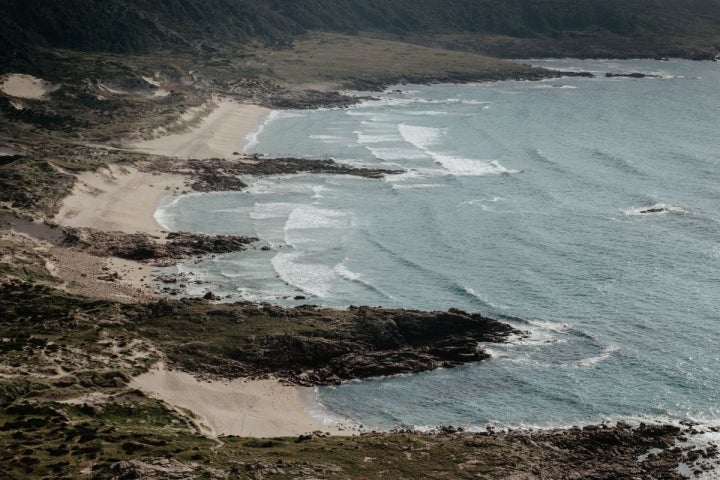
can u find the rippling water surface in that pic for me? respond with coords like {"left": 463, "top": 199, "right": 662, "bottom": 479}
{"left": 157, "top": 59, "right": 720, "bottom": 432}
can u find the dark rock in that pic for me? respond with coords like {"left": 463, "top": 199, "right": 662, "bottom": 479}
{"left": 167, "top": 304, "right": 523, "bottom": 386}
{"left": 203, "top": 291, "right": 217, "bottom": 301}
{"left": 605, "top": 72, "right": 659, "bottom": 78}
{"left": 62, "top": 228, "right": 258, "bottom": 262}
{"left": 640, "top": 207, "right": 667, "bottom": 214}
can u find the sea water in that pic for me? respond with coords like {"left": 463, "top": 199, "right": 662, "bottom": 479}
{"left": 156, "top": 59, "right": 720, "bottom": 434}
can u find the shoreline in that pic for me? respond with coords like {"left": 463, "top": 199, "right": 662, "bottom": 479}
{"left": 131, "top": 99, "right": 270, "bottom": 160}
{"left": 131, "top": 362, "right": 356, "bottom": 438}
{"left": 55, "top": 100, "right": 271, "bottom": 237}
{"left": 51, "top": 98, "right": 363, "bottom": 438}
{"left": 54, "top": 163, "right": 188, "bottom": 236}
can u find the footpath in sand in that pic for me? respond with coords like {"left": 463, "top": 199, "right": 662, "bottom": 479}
{"left": 131, "top": 363, "right": 352, "bottom": 438}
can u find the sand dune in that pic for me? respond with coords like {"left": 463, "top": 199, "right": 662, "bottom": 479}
{"left": 0, "top": 74, "right": 59, "bottom": 99}
{"left": 54, "top": 164, "right": 187, "bottom": 235}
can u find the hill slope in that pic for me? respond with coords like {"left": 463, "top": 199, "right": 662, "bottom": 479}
{"left": 2, "top": 0, "right": 720, "bottom": 67}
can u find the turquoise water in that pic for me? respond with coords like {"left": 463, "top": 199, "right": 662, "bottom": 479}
{"left": 157, "top": 59, "right": 720, "bottom": 432}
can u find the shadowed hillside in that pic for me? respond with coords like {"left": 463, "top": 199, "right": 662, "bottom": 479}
{"left": 2, "top": 0, "right": 720, "bottom": 69}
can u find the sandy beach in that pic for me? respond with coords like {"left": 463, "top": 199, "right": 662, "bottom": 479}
{"left": 56, "top": 99, "right": 269, "bottom": 235}
{"left": 54, "top": 163, "right": 187, "bottom": 236}
{"left": 132, "top": 363, "right": 352, "bottom": 438}
{"left": 132, "top": 99, "right": 269, "bottom": 159}
{"left": 49, "top": 98, "right": 351, "bottom": 438}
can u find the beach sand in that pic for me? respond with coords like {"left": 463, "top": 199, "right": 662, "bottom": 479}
{"left": 132, "top": 99, "right": 269, "bottom": 159}
{"left": 131, "top": 363, "right": 353, "bottom": 438}
{"left": 54, "top": 163, "right": 188, "bottom": 236}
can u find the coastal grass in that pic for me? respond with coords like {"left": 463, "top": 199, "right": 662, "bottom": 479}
{"left": 246, "top": 32, "right": 536, "bottom": 89}
{"left": 0, "top": 237, "right": 57, "bottom": 284}
{"left": 0, "top": 391, "right": 696, "bottom": 479}
{"left": 0, "top": 280, "right": 706, "bottom": 479}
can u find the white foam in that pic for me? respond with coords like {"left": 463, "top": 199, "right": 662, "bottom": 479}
{"left": 462, "top": 196, "right": 503, "bottom": 205}
{"left": 249, "top": 202, "right": 298, "bottom": 220}
{"left": 623, "top": 203, "right": 686, "bottom": 216}
{"left": 391, "top": 183, "right": 442, "bottom": 191}
{"left": 365, "top": 146, "right": 424, "bottom": 161}
{"left": 153, "top": 195, "right": 184, "bottom": 230}
{"left": 431, "top": 155, "right": 519, "bottom": 176}
{"left": 305, "top": 387, "right": 362, "bottom": 431}
{"left": 345, "top": 110, "right": 376, "bottom": 117}
{"left": 270, "top": 251, "right": 333, "bottom": 298}
{"left": 311, "top": 185, "right": 328, "bottom": 199}
{"left": 244, "top": 177, "right": 318, "bottom": 195}
{"left": 575, "top": 345, "right": 620, "bottom": 367}
{"left": 355, "top": 131, "right": 402, "bottom": 144}
{"left": 412, "top": 110, "right": 450, "bottom": 116}
{"left": 354, "top": 97, "right": 493, "bottom": 109}
{"left": 309, "top": 134, "right": 346, "bottom": 143}
{"left": 234, "top": 287, "right": 292, "bottom": 303}
{"left": 334, "top": 262, "right": 362, "bottom": 281}
{"left": 398, "top": 124, "right": 443, "bottom": 150}
{"left": 285, "top": 205, "right": 347, "bottom": 231}
{"left": 397, "top": 123, "right": 517, "bottom": 176}
{"left": 384, "top": 168, "right": 448, "bottom": 182}
{"left": 243, "top": 110, "right": 280, "bottom": 153}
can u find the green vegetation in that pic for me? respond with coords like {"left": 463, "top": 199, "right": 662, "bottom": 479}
{"left": 246, "top": 33, "right": 541, "bottom": 89}
{"left": 0, "top": 237, "right": 58, "bottom": 284}
{"left": 0, "top": 390, "right": 701, "bottom": 479}
{"left": 0, "top": 142, "right": 150, "bottom": 215}
{"left": 0, "top": 281, "right": 516, "bottom": 385}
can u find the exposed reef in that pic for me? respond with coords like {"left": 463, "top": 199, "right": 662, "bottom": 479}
{"left": 139, "top": 156, "right": 402, "bottom": 192}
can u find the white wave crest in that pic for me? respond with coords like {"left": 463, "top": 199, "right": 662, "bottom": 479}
{"left": 575, "top": 345, "right": 619, "bottom": 367}
{"left": 270, "top": 252, "right": 333, "bottom": 298}
{"left": 398, "top": 123, "right": 517, "bottom": 176}
{"left": 391, "top": 183, "right": 442, "bottom": 190}
{"left": 243, "top": 110, "right": 280, "bottom": 153}
{"left": 398, "top": 124, "right": 443, "bottom": 150}
{"left": 153, "top": 195, "right": 184, "bottom": 230}
{"left": 431, "top": 155, "right": 519, "bottom": 176}
{"left": 285, "top": 205, "right": 348, "bottom": 231}
{"left": 365, "top": 146, "right": 424, "bottom": 161}
{"left": 333, "top": 263, "right": 362, "bottom": 281}
{"left": 309, "top": 134, "right": 346, "bottom": 143}
{"left": 355, "top": 131, "right": 401, "bottom": 144}
{"left": 249, "top": 202, "right": 298, "bottom": 220}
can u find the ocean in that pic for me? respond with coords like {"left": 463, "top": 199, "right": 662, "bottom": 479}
{"left": 156, "top": 59, "right": 720, "bottom": 436}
